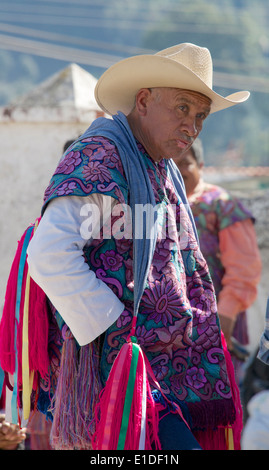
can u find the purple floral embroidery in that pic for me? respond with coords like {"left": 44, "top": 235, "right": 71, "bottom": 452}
{"left": 43, "top": 181, "right": 54, "bottom": 203}
{"left": 81, "top": 138, "right": 122, "bottom": 170}
{"left": 136, "top": 325, "right": 156, "bottom": 348}
{"left": 115, "top": 238, "right": 132, "bottom": 255}
{"left": 81, "top": 137, "right": 115, "bottom": 154}
{"left": 55, "top": 151, "right": 82, "bottom": 175}
{"left": 100, "top": 250, "right": 123, "bottom": 272}
{"left": 116, "top": 309, "right": 132, "bottom": 328}
{"left": 113, "top": 186, "right": 126, "bottom": 204}
{"left": 195, "top": 320, "right": 220, "bottom": 352}
{"left": 104, "top": 153, "right": 122, "bottom": 171}
{"left": 142, "top": 278, "right": 185, "bottom": 326}
{"left": 147, "top": 318, "right": 192, "bottom": 358}
{"left": 57, "top": 181, "right": 77, "bottom": 196}
{"left": 151, "top": 356, "right": 169, "bottom": 381}
{"left": 136, "top": 141, "right": 147, "bottom": 155}
{"left": 190, "top": 285, "right": 217, "bottom": 319}
{"left": 82, "top": 161, "right": 112, "bottom": 183}
{"left": 186, "top": 366, "right": 207, "bottom": 389}
{"left": 153, "top": 238, "right": 175, "bottom": 274}
{"left": 82, "top": 144, "right": 106, "bottom": 160}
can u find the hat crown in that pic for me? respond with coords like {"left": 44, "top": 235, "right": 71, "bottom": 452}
{"left": 156, "top": 43, "right": 213, "bottom": 89}
{"left": 95, "top": 42, "right": 249, "bottom": 116}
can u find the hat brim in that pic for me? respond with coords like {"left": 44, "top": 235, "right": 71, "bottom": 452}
{"left": 94, "top": 55, "right": 250, "bottom": 116}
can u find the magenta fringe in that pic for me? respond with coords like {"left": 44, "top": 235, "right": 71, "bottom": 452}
{"left": 49, "top": 335, "right": 78, "bottom": 450}
{"left": 0, "top": 233, "right": 23, "bottom": 375}
{"left": 193, "top": 332, "right": 243, "bottom": 450}
{"left": 49, "top": 335, "right": 102, "bottom": 450}
{"left": 194, "top": 427, "right": 229, "bottom": 451}
{"left": 221, "top": 331, "right": 243, "bottom": 449}
{"left": 187, "top": 397, "right": 236, "bottom": 430}
{"left": 75, "top": 341, "right": 102, "bottom": 449}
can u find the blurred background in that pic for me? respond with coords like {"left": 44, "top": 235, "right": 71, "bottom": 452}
{"left": 1, "top": 0, "right": 269, "bottom": 166}
{"left": 0, "top": 0, "right": 269, "bottom": 354}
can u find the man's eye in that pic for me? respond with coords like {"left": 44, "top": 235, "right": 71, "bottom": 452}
{"left": 197, "top": 112, "right": 208, "bottom": 120}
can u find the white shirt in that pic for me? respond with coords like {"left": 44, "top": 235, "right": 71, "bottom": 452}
{"left": 27, "top": 194, "right": 125, "bottom": 346}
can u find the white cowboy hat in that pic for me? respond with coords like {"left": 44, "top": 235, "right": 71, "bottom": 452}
{"left": 94, "top": 42, "right": 250, "bottom": 116}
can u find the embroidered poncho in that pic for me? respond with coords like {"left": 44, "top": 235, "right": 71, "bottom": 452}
{"left": 41, "top": 115, "right": 237, "bottom": 433}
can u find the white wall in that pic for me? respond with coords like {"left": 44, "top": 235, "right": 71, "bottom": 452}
{"left": 0, "top": 120, "right": 92, "bottom": 307}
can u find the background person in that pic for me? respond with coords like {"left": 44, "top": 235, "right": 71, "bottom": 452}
{"left": 174, "top": 140, "right": 262, "bottom": 384}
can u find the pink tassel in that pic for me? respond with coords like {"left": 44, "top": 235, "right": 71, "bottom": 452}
{"left": 92, "top": 340, "right": 161, "bottom": 451}
{"left": 27, "top": 277, "right": 50, "bottom": 379}
{"left": 16, "top": 275, "right": 49, "bottom": 385}
{"left": 0, "top": 233, "right": 26, "bottom": 375}
{"left": 75, "top": 341, "right": 102, "bottom": 449}
{"left": 49, "top": 332, "right": 78, "bottom": 450}
{"left": 92, "top": 341, "right": 131, "bottom": 450}
{"left": 123, "top": 348, "right": 161, "bottom": 450}
{"left": 123, "top": 347, "right": 145, "bottom": 449}
{"left": 50, "top": 336, "right": 102, "bottom": 450}
{"left": 0, "top": 219, "right": 49, "bottom": 387}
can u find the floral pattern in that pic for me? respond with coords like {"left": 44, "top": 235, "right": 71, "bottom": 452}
{"left": 82, "top": 160, "right": 112, "bottom": 184}
{"left": 100, "top": 250, "right": 123, "bottom": 272}
{"left": 142, "top": 279, "right": 185, "bottom": 326}
{"left": 42, "top": 132, "right": 236, "bottom": 431}
{"left": 56, "top": 181, "right": 77, "bottom": 196}
{"left": 43, "top": 136, "right": 128, "bottom": 209}
{"left": 55, "top": 150, "right": 82, "bottom": 175}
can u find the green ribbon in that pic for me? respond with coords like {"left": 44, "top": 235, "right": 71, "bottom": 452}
{"left": 117, "top": 341, "right": 140, "bottom": 450}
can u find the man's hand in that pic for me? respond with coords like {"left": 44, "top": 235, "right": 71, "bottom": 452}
{"left": 0, "top": 415, "right": 27, "bottom": 450}
{"left": 218, "top": 314, "right": 235, "bottom": 351}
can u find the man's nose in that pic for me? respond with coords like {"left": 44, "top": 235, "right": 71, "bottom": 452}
{"left": 181, "top": 116, "right": 197, "bottom": 136}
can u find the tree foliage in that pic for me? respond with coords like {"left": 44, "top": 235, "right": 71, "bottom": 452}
{"left": 140, "top": 0, "right": 269, "bottom": 166}
{"left": 1, "top": 0, "right": 268, "bottom": 166}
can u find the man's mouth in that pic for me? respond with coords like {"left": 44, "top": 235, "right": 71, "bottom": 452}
{"left": 175, "top": 138, "right": 192, "bottom": 150}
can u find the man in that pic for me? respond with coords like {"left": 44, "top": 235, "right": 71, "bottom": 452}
{"left": 173, "top": 140, "right": 261, "bottom": 382}
{"left": 26, "top": 43, "right": 250, "bottom": 450}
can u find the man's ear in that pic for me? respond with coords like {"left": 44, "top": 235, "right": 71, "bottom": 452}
{"left": 135, "top": 88, "right": 152, "bottom": 116}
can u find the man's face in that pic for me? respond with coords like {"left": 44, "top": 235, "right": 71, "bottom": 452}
{"left": 139, "top": 88, "right": 211, "bottom": 162}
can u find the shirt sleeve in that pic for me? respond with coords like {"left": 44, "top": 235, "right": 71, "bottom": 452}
{"left": 27, "top": 193, "right": 125, "bottom": 346}
{"left": 217, "top": 218, "right": 262, "bottom": 320}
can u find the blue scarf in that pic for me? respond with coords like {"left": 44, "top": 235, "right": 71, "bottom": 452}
{"left": 78, "top": 111, "right": 198, "bottom": 318}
